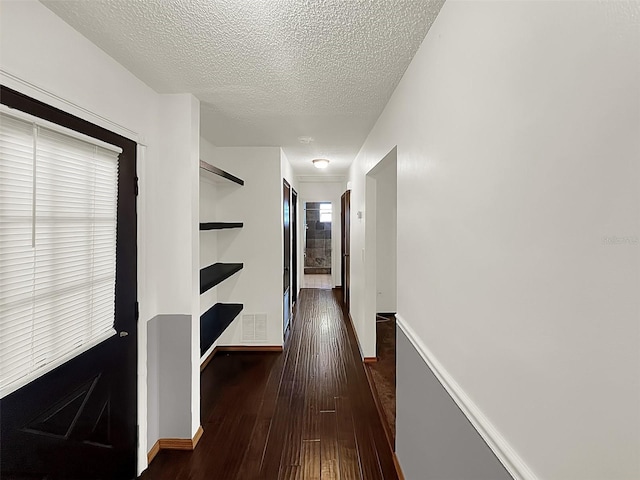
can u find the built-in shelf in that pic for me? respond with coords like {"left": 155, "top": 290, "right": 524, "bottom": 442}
{"left": 200, "top": 262, "right": 243, "bottom": 294}
{"left": 199, "top": 160, "right": 245, "bottom": 363}
{"left": 200, "top": 303, "right": 243, "bottom": 356}
{"left": 200, "top": 222, "right": 243, "bottom": 231}
{"left": 199, "top": 160, "right": 244, "bottom": 186}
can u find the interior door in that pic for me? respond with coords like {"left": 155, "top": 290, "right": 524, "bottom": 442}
{"left": 0, "top": 86, "right": 138, "bottom": 479}
{"left": 283, "top": 179, "right": 291, "bottom": 333}
{"left": 341, "top": 190, "right": 351, "bottom": 312}
{"left": 291, "top": 188, "right": 298, "bottom": 307}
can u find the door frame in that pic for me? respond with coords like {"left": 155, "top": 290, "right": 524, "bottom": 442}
{"left": 291, "top": 188, "right": 298, "bottom": 307}
{"left": 283, "top": 179, "right": 291, "bottom": 334}
{"left": 0, "top": 85, "right": 138, "bottom": 478}
{"left": 364, "top": 146, "right": 398, "bottom": 359}
{"left": 341, "top": 190, "right": 351, "bottom": 312}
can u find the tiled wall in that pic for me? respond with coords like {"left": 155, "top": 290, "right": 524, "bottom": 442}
{"left": 305, "top": 202, "right": 332, "bottom": 274}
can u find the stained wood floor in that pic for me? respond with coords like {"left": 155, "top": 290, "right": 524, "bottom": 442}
{"left": 141, "top": 289, "right": 397, "bottom": 480}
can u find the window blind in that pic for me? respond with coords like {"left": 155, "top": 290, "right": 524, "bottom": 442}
{"left": 0, "top": 109, "right": 121, "bottom": 398}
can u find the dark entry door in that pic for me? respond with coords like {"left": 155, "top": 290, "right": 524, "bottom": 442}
{"left": 291, "top": 188, "right": 298, "bottom": 306}
{"left": 0, "top": 87, "right": 138, "bottom": 479}
{"left": 341, "top": 190, "right": 351, "bottom": 312}
{"left": 283, "top": 179, "right": 291, "bottom": 332}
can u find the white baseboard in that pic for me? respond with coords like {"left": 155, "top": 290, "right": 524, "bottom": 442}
{"left": 396, "top": 314, "right": 537, "bottom": 480}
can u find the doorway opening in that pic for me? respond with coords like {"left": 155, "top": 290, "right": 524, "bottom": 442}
{"left": 304, "top": 202, "right": 333, "bottom": 289}
{"left": 364, "top": 147, "right": 397, "bottom": 449}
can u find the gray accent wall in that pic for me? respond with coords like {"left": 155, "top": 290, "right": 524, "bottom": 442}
{"left": 147, "top": 314, "right": 194, "bottom": 448}
{"left": 396, "top": 328, "right": 512, "bottom": 480}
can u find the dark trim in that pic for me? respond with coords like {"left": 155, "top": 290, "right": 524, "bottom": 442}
{"left": 291, "top": 188, "right": 298, "bottom": 305}
{"left": 200, "top": 345, "right": 284, "bottom": 372}
{"left": 200, "top": 303, "right": 244, "bottom": 355}
{"left": 200, "top": 262, "right": 243, "bottom": 294}
{"left": 199, "top": 160, "right": 244, "bottom": 185}
{"left": 200, "top": 222, "right": 243, "bottom": 230}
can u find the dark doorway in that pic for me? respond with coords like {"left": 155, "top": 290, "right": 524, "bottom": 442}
{"left": 283, "top": 179, "right": 291, "bottom": 333}
{"left": 0, "top": 86, "right": 137, "bottom": 478}
{"left": 291, "top": 188, "right": 298, "bottom": 307}
{"left": 304, "top": 202, "right": 332, "bottom": 275}
{"left": 341, "top": 190, "right": 351, "bottom": 312}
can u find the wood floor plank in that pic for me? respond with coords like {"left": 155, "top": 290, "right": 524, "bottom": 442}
{"left": 335, "top": 396, "right": 362, "bottom": 480}
{"left": 320, "top": 410, "right": 339, "bottom": 480}
{"left": 141, "top": 289, "right": 397, "bottom": 480}
{"left": 301, "top": 440, "right": 321, "bottom": 480}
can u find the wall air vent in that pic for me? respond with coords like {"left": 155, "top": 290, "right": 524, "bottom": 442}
{"left": 242, "top": 314, "right": 267, "bottom": 342}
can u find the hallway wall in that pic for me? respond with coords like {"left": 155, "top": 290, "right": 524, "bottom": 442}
{"left": 348, "top": 1, "right": 640, "bottom": 479}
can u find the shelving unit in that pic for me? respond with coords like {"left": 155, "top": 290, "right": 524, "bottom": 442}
{"left": 199, "top": 160, "right": 244, "bottom": 362}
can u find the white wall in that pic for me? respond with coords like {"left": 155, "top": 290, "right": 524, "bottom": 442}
{"left": 297, "top": 179, "right": 346, "bottom": 288}
{"left": 147, "top": 94, "right": 201, "bottom": 450}
{"left": 348, "top": 1, "right": 640, "bottom": 479}
{"left": 199, "top": 141, "right": 287, "bottom": 346}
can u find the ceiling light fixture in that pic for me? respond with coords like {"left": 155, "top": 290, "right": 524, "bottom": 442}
{"left": 312, "top": 159, "right": 330, "bottom": 169}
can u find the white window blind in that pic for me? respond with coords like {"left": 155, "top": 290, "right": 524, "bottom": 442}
{"left": 0, "top": 109, "right": 121, "bottom": 398}
{"left": 319, "top": 203, "right": 332, "bottom": 223}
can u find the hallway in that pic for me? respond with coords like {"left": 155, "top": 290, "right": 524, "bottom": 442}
{"left": 141, "top": 289, "right": 397, "bottom": 480}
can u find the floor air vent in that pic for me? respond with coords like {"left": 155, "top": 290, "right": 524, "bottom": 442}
{"left": 242, "top": 314, "right": 267, "bottom": 342}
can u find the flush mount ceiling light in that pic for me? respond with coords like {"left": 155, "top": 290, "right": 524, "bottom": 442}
{"left": 312, "top": 158, "right": 330, "bottom": 169}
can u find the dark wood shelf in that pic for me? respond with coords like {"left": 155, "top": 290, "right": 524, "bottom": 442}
{"left": 200, "top": 222, "right": 243, "bottom": 231}
{"left": 199, "top": 160, "right": 244, "bottom": 186}
{"left": 200, "top": 262, "right": 243, "bottom": 294}
{"left": 200, "top": 303, "right": 243, "bottom": 356}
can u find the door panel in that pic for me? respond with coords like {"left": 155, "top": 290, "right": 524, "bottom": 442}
{"left": 0, "top": 86, "right": 137, "bottom": 479}
{"left": 283, "top": 180, "right": 291, "bottom": 332}
{"left": 1, "top": 339, "right": 134, "bottom": 479}
{"left": 341, "top": 190, "right": 351, "bottom": 311}
{"left": 291, "top": 189, "right": 298, "bottom": 306}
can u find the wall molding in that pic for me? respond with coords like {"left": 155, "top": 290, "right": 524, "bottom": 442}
{"left": 200, "top": 345, "right": 284, "bottom": 371}
{"left": 146, "top": 440, "right": 160, "bottom": 464}
{"left": 393, "top": 453, "right": 405, "bottom": 480}
{"left": 147, "top": 425, "right": 204, "bottom": 464}
{"left": 216, "top": 345, "right": 284, "bottom": 353}
{"left": 1, "top": 69, "right": 142, "bottom": 143}
{"left": 344, "top": 312, "right": 365, "bottom": 360}
{"left": 396, "top": 314, "right": 537, "bottom": 480}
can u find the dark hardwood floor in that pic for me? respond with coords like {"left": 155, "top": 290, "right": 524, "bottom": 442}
{"left": 367, "top": 314, "right": 397, "bottom": 447}
{"left": 141, "top": 289, "right": 397, "bottom": 480}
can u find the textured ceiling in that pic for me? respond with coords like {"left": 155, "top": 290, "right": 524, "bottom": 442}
{"left": 42, "top": 0, "right": 445, "bottom": 174}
